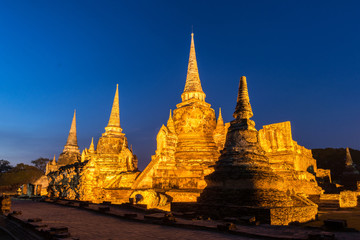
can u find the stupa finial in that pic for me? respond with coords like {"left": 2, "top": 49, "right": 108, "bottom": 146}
{"left": 217, "top": 108, "right": 224, "bottom": 126}
{"left": 233, "top": 76, "right": 254, "bottom": 120}
{"left": 167, "top": 109, "right": 175, "bottom": 132}
{"left": 89, "top": 137, "right": 95, "bottom": 152}
{"left": 65, "top": 110, "right": 78, "bottom": 147}
{"left": 105, "top": 84, "right": 122, "bottom": 134}
{"left": 345, "top": 147, "right": 354, "bottom": 166}
{"left": 181, "top": 33, "right": 206, "bottom": 102}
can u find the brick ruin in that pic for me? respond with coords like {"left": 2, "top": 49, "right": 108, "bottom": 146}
{"left": 46, "top": 85, "right": 139, "bottom": 203}
{"left": 41, "top": 33, "right": 343, "bottom": 224}
{"left": 196, "top": 76, "right": 318, "bottom": 225}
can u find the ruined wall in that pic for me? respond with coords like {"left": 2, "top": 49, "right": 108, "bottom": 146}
{"left": 259, "top": 121, "right": 323, "bottom": 195}
{"left": 47, "top": 162, "right": 85, "bottom": 199}
{"left": 48, "top": 135, "right": 139, "bottom": 203}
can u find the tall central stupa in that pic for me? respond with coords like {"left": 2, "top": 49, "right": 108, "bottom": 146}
{"left": 132, "top": 33, "right": 226, "bottom": 203}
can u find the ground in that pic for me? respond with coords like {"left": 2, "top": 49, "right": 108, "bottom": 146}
{"left": 10, "top": 199, "right": 252, "bottom": 240}
{"left": 4, "top": 199, "right": 360, "bottom": 240}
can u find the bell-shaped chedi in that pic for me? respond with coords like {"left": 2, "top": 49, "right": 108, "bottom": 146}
{"left": 79, "top": 84, "right": 139, "bottom": 203}
{"left": 198, "top": 76, "right": 317, "bottom": 225}
{"left": 57, "top": 110, "right": 80, "bottom": 166}
{"left": 47, "top": 85, "right": 139, "bottom": 203}
{"left": 340, "top": 147, "right": 360, "bottom": 190}
{"left": 132, "top": 34, "right": 225, "bottom": 204}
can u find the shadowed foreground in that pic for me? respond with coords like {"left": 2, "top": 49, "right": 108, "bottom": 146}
{"left": 11, "top": 200, "right": 252, "bottom": 240}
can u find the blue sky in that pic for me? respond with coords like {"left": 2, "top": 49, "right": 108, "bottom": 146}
{"left": 0, "top": 1, "right": 359, "bottom": 170}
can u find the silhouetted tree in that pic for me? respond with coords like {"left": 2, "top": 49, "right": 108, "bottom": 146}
{"left": 0, "top": 159, "right": 13, "bottom": 173}
{"left": 31, "top": 157, "right": 50, "bottom": 173}
{"left": 0, "top": 163, "right": 43, "bottom": 189}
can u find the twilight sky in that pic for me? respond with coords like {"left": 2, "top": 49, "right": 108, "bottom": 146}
{"left": 0, "top": 1, "right": 359, "bottom": 170}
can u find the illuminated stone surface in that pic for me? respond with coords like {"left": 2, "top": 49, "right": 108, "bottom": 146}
{"left": 339, "top": 191, "right": 359, "bottom": 208}
{"left": 57, "top": 110, "right": 81, "bottom": 166}
{"left": 197, "top": 76, "right": 318, "bottom": 225}
{"left": 47, "top": 85, "right": 139, "bottom": 203}
{"left": 132, "top": 34, "right": 225, "bottom": 204}
{"left": 259, "top": 121, "right": 323, "bottom": 196}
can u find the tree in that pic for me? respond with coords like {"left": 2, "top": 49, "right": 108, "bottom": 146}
{"left": 31, "top": 157, "right": 50, "bottom": 173}
{"left": 0, "top": 159, "right": 13, "bottom": 173}
{"left": 0, "top": 163, "right": 43, "bottom": 188}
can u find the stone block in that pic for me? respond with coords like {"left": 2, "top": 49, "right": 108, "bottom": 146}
{"left": 79, "top": 202, "right": 89, "bottom": 208}
{"left": 162, "top": 212, "right": 176, "bottom": 223}
{"left": 339, "top": 191, "right": 358, "bottom": 208}
{"left": 28, "top": 218, "right": 42, "bottom": 222}
{"left": 98, "top": 206, "right": 110, "bottom": 212}
{"left": 308, "top": 233, "right": 335, "bottom": 240}
{"left": 0, "top": 196, "right": 11, "bottom": 214}
{"left": 124, "top": 213, "right": 137, "bottom": 218}
{"left": 217, "top": 223, "right": 236, "bottom": 231}
{"left": 323, "top": 219, "right": 347, "bottom": 230}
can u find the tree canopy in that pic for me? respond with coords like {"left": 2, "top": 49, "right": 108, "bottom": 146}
{"left": 31, "top": 157, "right": 50, "bottom": 173}
{"left": 0, "top": 159, "right": 13, "bottom": 173}
{"left": 0, "top": 163, "right": 43, "bottom": 187}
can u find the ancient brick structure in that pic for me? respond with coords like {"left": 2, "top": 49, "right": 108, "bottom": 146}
{"left": 47, "top": 85, "right": 139, "bottom": 203}
{"left": 57, "top": 110, "right": 81, "bottom": 166}
{"left": 197, "top": 76, "right": 318, "bottom": 225}
{"left": 132, "top": 33, "right": 226, "bottom": 204}
{"left": 258, "top": 122, "right": 323, "bottom": 196}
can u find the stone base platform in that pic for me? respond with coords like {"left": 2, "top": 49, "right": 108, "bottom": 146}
{"left": 171, "top": 201, "right": 318, "bottom": 225}
{"left": 165, "top": 189, "right": 202, "bottom": 202}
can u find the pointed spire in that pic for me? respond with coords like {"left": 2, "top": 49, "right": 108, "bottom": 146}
{"left": 52, "top": 155, "right": 56, "bottom": 165}
{"left": 89, "top": 137, "right": 95, "bottom": 152}
{"left": 181, "top": 33, "right": 206, "bottom": 102}
{"left": 345, "top": 147, "right": 354, "bottom": 166}
{"left": 214, "top": 108, "right": 225, "bottom": 135}
{"left": 233, "top": 76, "right": 253, "bottom": 120}
{"left": 81, "top": 150, "right": 86, "bottom": 162}
{"left": 217, "top": 108, "right": 224, "bottom": 126}
{"left": 105, "top": 84, "right": 122, "bottom": 135}
{"left": 65, "top": 110, "right": 78, "bottom": 146}
{"left": 167, "top": 109, "right": 175, "bottom": 132}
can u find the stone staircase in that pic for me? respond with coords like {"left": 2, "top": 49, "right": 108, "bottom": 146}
{"left": 318, "top": 194, "right": 340, "bottom": 209}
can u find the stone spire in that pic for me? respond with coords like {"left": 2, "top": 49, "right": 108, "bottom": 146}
{"left": 105, "top": 84, "right": 122, "bottom": 135}
{"left": 234, "top": 76, "right": 253, "bottom": 120}
{"left": 89, "top": 137, "right": 95, "bottom": 152}
{"left": 52, "top": 155, "right": 56, "bottom": 165}
{"left": 345, "top": 147, "right": 354, "bottom": 166}
{"left": 63, "top": 110, "right": 79, "bottom": 153}
{"left": 216, "top": 108, "right": 224, "bottom": 127}
{"left": 167, "top": 109, "right": 175, "bottom": 132}
{"left": 181, "top": 33, "right": 206, "bottom": 102}
{"left": 66, "top": 110, "right": 78, "bottom": 146}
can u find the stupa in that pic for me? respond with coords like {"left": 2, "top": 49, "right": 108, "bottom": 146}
{"left": 47, "top": 85, "right": 139, "bottom": 203}
{"left": 340, "top": 147, "right": 360, "bottom": 190}
{"left": 79, "top": 84, "right": 139, "bottom": 203}
{"left": 57, "top": 110, "right": 81, "bottom": 166}
{"left": 132, "top": 33, "right": 226, "bottom": 204}
{"left": 197, "top": 76, "right": 318, "bottom": 225}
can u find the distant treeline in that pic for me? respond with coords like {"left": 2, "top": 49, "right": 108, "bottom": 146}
{"left": 312, "top": 148, "right": 360, "bottom": 183}
{"left": 0, "top": 158, "right": 50, "bottom": 194}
